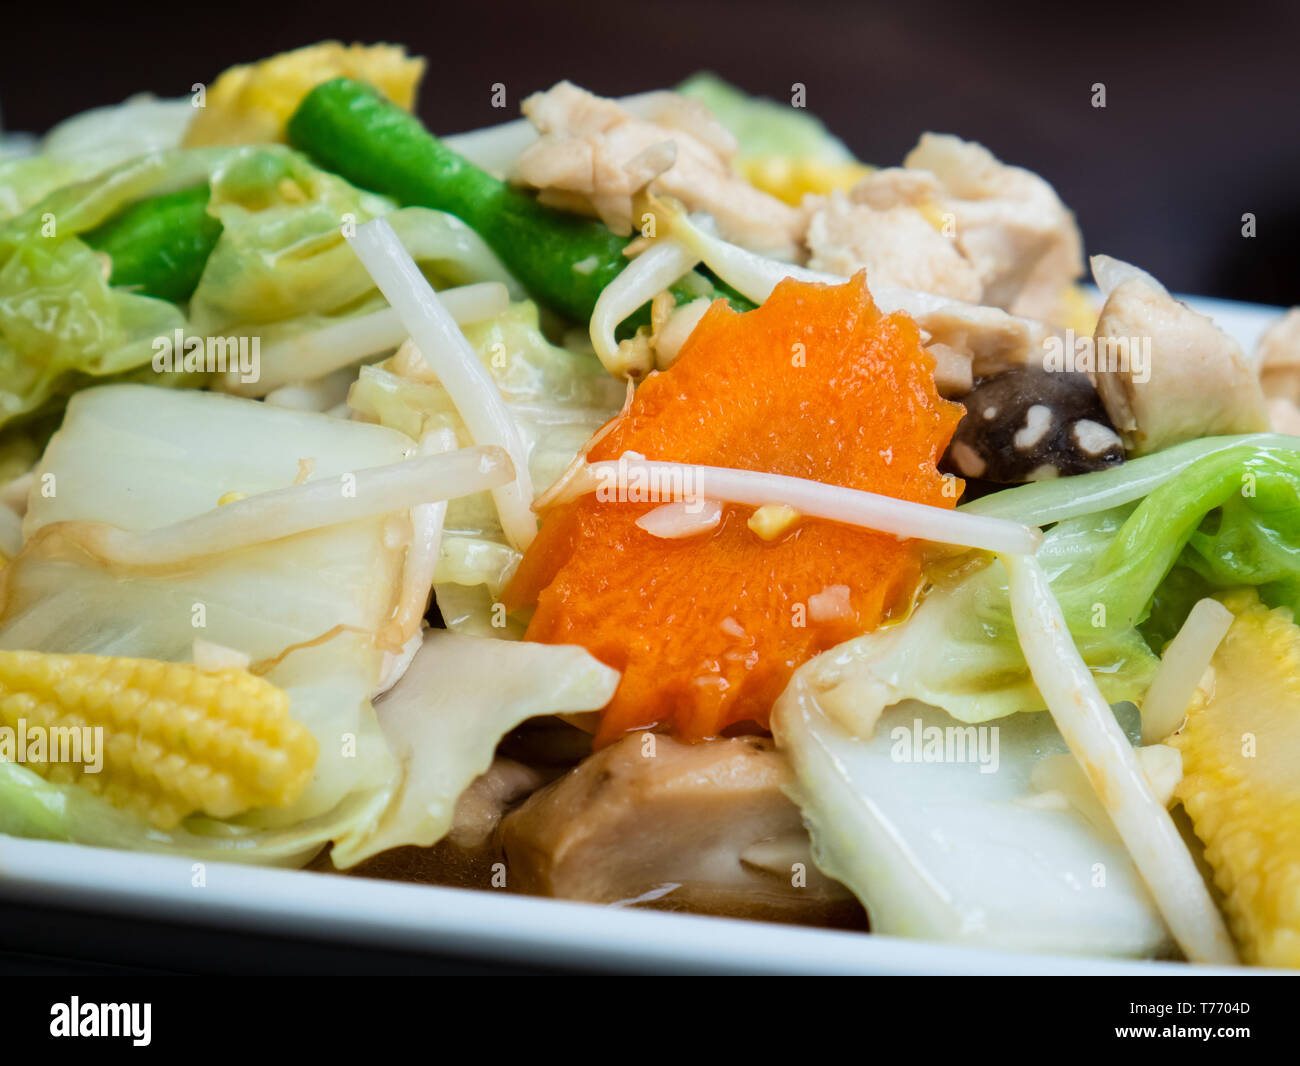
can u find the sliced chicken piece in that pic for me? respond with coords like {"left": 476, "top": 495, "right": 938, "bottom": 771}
{"left": 851, "top": 133, "right": 1083, "bottom": 323}
{"left": 500, "top": 733, "right": 864, "bottom": 927}
{"left": 319, "top": 756, "right": 549, "bottom": 887}
{"left": 636, "top": 90, "right": 741, "bottom": 156}
{"left": 1257, "top": 311, "right": 1300, "bottom": 435}
{"left": 515, "top": 81, "right": 804, "bottom": 260}
{"left": 1091, "top": 256, "right": 1268, "bottom": 456}
{"left": 1256, "top": 308, "right": 1300, "bottom": 405}
{"left": 851, "top": 166, "right": 945, "bottom": 211}
{"left": 926, "top": 342, "right": 975, "bottom": 397}
{"left": 1267, "top": 396, "right": 1300, "bottom": 436}
{"left": 877, "top": 284, "right": 1055, "bottom": 380}
{"left": 904, "top": 134, "right": 1083, "bottom": 322}
{"left": 805, "top": 193, "right": 982, "bottom": 302}
{"left": 446, "top": 757, "right": 550, "bottom": 851}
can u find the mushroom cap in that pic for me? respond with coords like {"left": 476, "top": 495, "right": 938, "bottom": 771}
{"left": 945, "top": 367, "right": 1124, "bottom": 484}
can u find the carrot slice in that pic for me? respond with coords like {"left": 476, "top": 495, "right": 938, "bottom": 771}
{"left": 506, "top": 272, "right": 963, "bottom": 745}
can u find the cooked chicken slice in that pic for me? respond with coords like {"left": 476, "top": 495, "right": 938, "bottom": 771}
{"left": 1091, "top": 256, "right": 1268, "bottom": 456}
{"left": 636, "top": 90, "right": 741, "bottom": 155}
{"left": 877, "top": 285, "right": 1054, "bottom": 380}
{"left": 1256, "top": 311, "right": 1300, "bottom": 435}
{"left": 1267, "top": 397, "right": 1300, "bottom": 436}
{"left": 904, "top": 134, "right": 1083, "bottom": 321}
{"left": 446, "top": 757, "right": 550, "bottom": 851}
{"left": 1256, "top": 308, "right": 1300, "bottom": 404}
{"left": 500, "top": 733, "right": 863, "bottom": 927}
{"left": 515, "top": 81, "right": 804, "bottom": 259}
{"left": 850, "top": 133, "right": 1083, "bottom": 323}
{"left": 319, "top": 756, "right": 549, "bottom": 888}
{"left": 805, "top": 194, "right": 982, "bottom": 302}
{"left": 851, "top": 166, "right": 945, "bottom": 211}
{"left": 926, "top": 342, "right": 974, "bottom": 396}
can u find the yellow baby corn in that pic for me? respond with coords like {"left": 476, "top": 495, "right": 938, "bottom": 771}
{"left": 184, "top": 41, "right": 425, "bottom": 148}
{"left": 737, "top": 155, "right": 873, "bottom": 205}
{"left": 1172, "top": 590, "right": 1300, "bottom": 968}
{"left": 1059, "top": 283, "right": 1100, "bottom": 337}
{"left": 0, "top": 650, "right": 317, "bottom": 830}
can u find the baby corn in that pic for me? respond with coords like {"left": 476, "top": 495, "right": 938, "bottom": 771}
{"left": 0, "top": 650, "right": 317, "bottom": 830}
{"left": 737, "top": 155, "right": 873, "bottom": 206}
{"left": 1173, "top": 591, "right": 1300, "bottom": 967}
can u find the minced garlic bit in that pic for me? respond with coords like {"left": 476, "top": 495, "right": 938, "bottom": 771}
{"left": 748, "top": 503, "right": 801, "bottom": 540}
{"left": 807, "top": 584, "right": 854, "bottom": 623}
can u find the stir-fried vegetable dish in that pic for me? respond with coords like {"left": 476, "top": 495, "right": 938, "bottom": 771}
{"left": 2, "top": 41, "right": 1298, "bottom": 968}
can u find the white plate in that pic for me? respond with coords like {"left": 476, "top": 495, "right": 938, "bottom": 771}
{"left": 0, "top": 295, "right": 1290, "bottom": 975}
{"left": 0, "top": 835, "right": 1256, "bottom": 975}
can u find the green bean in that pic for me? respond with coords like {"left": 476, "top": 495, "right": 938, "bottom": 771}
{"left": 286, "top": 77, "right": 751, "bottom": 323}
{"left": 81, "top": 184, "right": 223, "bottom": 305}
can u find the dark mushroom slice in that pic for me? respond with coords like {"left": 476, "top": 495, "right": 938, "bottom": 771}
{"left": 943, "top": 367, "right": 1125, "bottom": 484}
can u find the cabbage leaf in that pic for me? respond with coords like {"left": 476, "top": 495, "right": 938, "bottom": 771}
{"left": 0, "top": 149, "right": 226, "bottom": 432}
{"left": 0, "top": 384, "right": 621, "bottom": 867}
{"left": 773, "top": 693, "right": 1173, "bottom": 956}
{"left": 0, "top": 96, "right": 194, "bottom": 222}
{"left": 349, "top": 300, "right": 624, "bottom": 634}
{"left": 0, "top": 156, "right": 97, "bottom": 223}
{"left": 40, "top": 96, "right": 194, "bottom": 175}
{"left": 0, "top": 384, "right": 414, "bottom": 862}
{"left": 796, "top": 438, "right": 1300, "bottom": 736}
{"left": 0, "top": 144, "right": 518, "bottom": 434}
{"left": 677, "top": 73, "right": 857, "bottom": 164}
{"left": 331, "top": 630, "right": 619, "bottom": 867}
{"left": 774, "top": 437, "right": 1300, "bottom": 955}
{"left": 188, "top": 146, "right": 518, "bottom": 342}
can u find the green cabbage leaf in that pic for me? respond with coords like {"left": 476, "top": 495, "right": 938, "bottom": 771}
{"left": 795, "top": 435, "right": 1300, "bottom": 736}
{"left": 677, "top": 73, "right": 858, "bottom": 164}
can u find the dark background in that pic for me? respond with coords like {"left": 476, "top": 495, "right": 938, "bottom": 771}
{"left": 2, "top": 0, "right": 1298, "bottom": 306}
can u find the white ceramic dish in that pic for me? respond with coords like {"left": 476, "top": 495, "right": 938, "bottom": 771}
{"left": 0, "top": 835, "right": 1256, "bottom": 975}
{"left": 0, "top": 294, "right": 1288, "bottom": 975}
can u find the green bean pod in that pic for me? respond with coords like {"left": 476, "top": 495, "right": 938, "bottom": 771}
{"left": 287, "top": 77, "right": 750, "bottom": 323}
{"left": 82, "top": 184, "right": 223, "bottom": 305}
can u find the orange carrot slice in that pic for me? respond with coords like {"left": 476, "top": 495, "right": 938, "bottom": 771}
{"left": 506, "top": 272, "right": 963, "bottom": 745}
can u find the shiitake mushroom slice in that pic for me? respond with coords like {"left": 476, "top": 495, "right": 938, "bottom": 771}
{"left": 943, "top": 367, "right": 1125, "bottom": 486}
